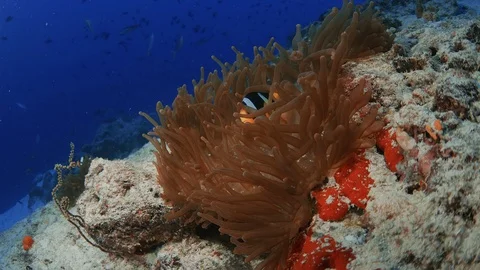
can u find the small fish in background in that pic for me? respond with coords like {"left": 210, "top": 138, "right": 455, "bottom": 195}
{"left": 139, "top": 17, "right": 150, "bottom": 26}
{"left": 147, "top": 33, "right": 155, "bottom": 56}
{"left": 170, "top": 16, "right": 181, "bottom": 26}
{"left": 16, "top": 102, "right": 27, "bottom": 110}
{"left": 193, "top": 24, "right": 203, "bottom": 33}
{"left": 84, "top": 19, "right": 94, "bottom": 33}
{"left": 99, "top": 31, "right": 110, "bottom": 40}
{"left": 44, "top": 37, "right": 53, "bottom": 44}
{"left": 194, "top": 34, "right": 213, "bottom": 46}
{"left": 5, "top": 16, "right": 13, "bottom": 22}
{"left": 118, "top": 40, "right": 129, "bottom": 52}
{"left": 1, "top": 36, "right": 7, "bottom": 41}
{"left": 120, "top": 24, "right": 140, "bottom": 35}
{"left": 172, "top": 34, "right": 183, "bottom": 59}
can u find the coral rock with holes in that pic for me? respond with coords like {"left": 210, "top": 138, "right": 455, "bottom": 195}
{"left": 75, "top": 156, "right": 184, "bottom": 255}
{"left": 344, "top": 0, "right": 480, "bottom": 267}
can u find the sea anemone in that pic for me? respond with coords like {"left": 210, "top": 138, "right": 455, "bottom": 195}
{"left": 141, "top": 1, "right": 393, "bottom": 268}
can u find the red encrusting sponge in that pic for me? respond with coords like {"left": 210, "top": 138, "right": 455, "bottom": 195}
{"left": 376, "top": 128, "right": 404, "bottom": 173}
{"left": 291, "top": 128, "right": 404, "bottom": 269}
{"left": 334, "top": 153, "right": 373, "bottom": 210}
{"left": 288, "top": 230, "right": 355, "bottom": 270}
{"left": 312, "top": 151, "right": 375, "bottom": 222}
{"left": 312, "top": 186, "right": 349, "bottom": 221}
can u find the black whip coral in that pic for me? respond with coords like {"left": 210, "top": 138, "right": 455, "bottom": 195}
{"left": 141, "top": 1, "right": 393, "bottom": 269}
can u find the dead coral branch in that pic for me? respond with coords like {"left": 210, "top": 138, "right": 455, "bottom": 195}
{"left": 141, "top": 1, "right": 392, "bottom": 269}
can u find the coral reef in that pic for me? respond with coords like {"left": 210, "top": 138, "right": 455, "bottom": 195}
{"left": 141, "top": 1, "right": 392, "bottom": 268}
{"left": 0, "top": 0, "right": 480, "bottom": 270}
{"left": 342, "top": 2, "right": 480, "bottom": 267}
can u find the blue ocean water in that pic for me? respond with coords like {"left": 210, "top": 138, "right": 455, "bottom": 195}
{"left": 0, "top": 0, "right": 366, "bottom": 227}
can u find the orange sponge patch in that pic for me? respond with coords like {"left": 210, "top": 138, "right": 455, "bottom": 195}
{"left": 376, "top": 128, "right": 404, "bottom": 173}
{"left": 334, "top": 154, "right": 374, "bottom": 209}
{"left": 312, "top": 187, "right": 349, "bottom": 221}
{"left": 288, "top": 232, "right": 355, "bottom": 270}
{"left": 22, "top": 235, "right": 34, "bottom": 251}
